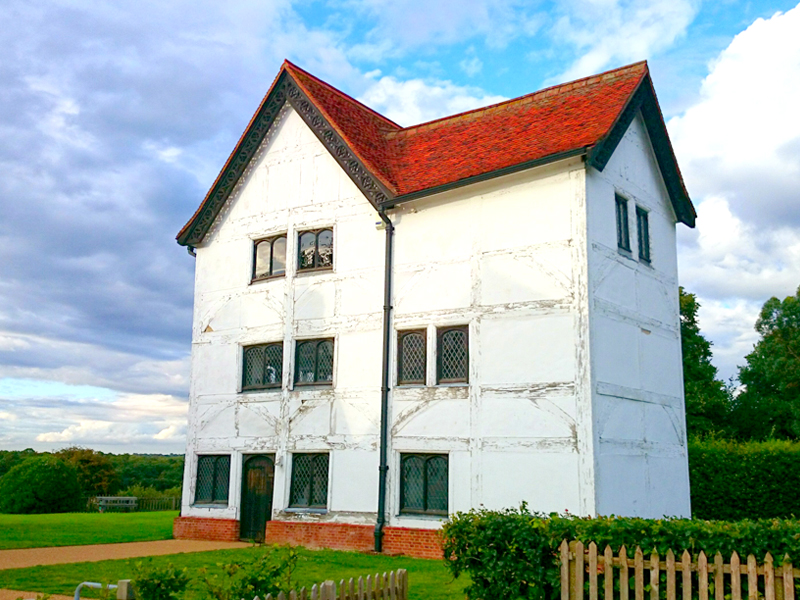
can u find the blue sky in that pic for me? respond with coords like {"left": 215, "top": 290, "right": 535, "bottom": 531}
{"left": 1, "top": 0, "right": 799, "bottom": 453}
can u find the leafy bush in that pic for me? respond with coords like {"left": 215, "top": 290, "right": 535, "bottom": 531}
{"left": 197, "top": 545, "right": 298, "bottom": 600}
{"left": 132, "top": 561, "right": 189, "bottom": 600}
{"left": 119, "top": 484, "right": 181, "bottom": 499}
{"left": 441, "top": 506, "right": 800, "bottom": 600}
{"left": 689, "top": 438, "right": 800, "bottom": 520}
{"left": 0, "top": 456, "right": 83, "bottom": 514}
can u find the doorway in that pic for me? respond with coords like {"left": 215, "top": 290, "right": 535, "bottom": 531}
{"left": 240, "top": 454, "right": 275, "bottom": 542}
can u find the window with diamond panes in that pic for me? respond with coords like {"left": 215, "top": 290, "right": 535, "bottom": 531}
{"left": 437, "top": 326, "right": 469, "bottom": 383}
{"left": 400, "top": 453, "right": 448, "bottom": 515}
{"left": 636, "top": 206, "right": 651, "bottom": 263}
{"left": 194, "top": 455, "right": 230, "bottom": 505}
{"left": 252, "top": 235, "right": 287, "bottom": 281}
{"left": 294, "top": 339, "right": 334, "bottom": 385}
{"left": 242, "top": 343, "right": 283, "bottom": 390}
{"left": 289, "top": 453, "right": 329, "bottom": 508}
{"left": 616, "top": 194, "right": 631, "bottom": 252}
{"left": 397, "top": 330, "right": 426, "bottom": 385}
{"left": 297, "top": 229, "right": 333, "bottom": 272}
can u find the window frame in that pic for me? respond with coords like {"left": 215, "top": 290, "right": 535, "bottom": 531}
{"left": 436, "top": 325, "right": 469, "bottom": 384}
{"left": 399, "top": 453, "right": 449, "bottom": 516}
{"left": 296, "top": 228, "right": 334, "bottom": 273}
{"left": 241, "top": 342, "right": 284, "bottom": 391}
{"left": 293, "top": 338, "right": 335, "bottom": 386}
{"left": 288, "top": 452, "right": 330, "bottom": 509}
{"left": 252, "top": 234, "right": 287, "bottom": 282}
{"left": 636, "top": 205, "right": 651, "bottom": 264}
{"left": 397, "top": 329, "right": 427, "bottom": 385}
{"left": 194, "top": 454, "right": 231, "bottom": 506}
{"left": 615, "top": 194, "right": 631, "bottom": 253}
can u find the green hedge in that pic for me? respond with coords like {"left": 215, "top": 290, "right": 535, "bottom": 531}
{"left": 689, "top": 438, "right": 800, "bottom": 520}
{"left": 441, "top": 507, "right": 800, "bottom": 600}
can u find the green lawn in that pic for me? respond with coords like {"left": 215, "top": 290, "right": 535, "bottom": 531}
{"left": 0, "top": 512, "right": 178, "bottom": 549}
{"left": 0, "top": 546, "right": 468, "bottom": 600}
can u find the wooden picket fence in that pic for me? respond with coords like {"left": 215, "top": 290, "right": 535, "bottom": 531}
{"left": 560, "top": 541, "right": 799, "bottom": 600}
{"left": 253, "top": 569, "right": 408, "bottom": 600}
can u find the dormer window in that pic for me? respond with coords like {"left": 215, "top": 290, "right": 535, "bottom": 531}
{"left": 298, "top": 229, "right": 333, "bottom": 272}
{"left": 253, "top": 235, "right": 286, "bottom": 281}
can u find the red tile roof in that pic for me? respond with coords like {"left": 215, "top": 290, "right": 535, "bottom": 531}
{"left": 178, "top": 60, "right": 694, "bottom": 245}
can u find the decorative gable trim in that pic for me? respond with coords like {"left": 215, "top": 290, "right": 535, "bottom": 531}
{"left": 586, "top": 75, "right": 696, "bottom": 228}
{"left": 177, "top": 71, "right": 394, "bottom": 247}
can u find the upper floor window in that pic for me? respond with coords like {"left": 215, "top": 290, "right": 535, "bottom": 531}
{"left": 298, "top": 229, "right": 333, "bottom": 272}
{"left": 398, "top": 329, "right": 426, "bottom": 385}
{"left": 615, "top": 194, "right": 631, "bottom": 252}
{"left": 242, "top": 343, "right": 283, "bottom": 391}
{"left": 437, "top": 326, "right": 468, "bottom": 384}
{"left": 194, "top": 455, "right": 230, "bottom": 505}
{"left": 289, "top": 453, "right": 329, "bottom": 509}
{"left": 400, "top": 453, "right": 448, "bottom": 515}
{"left": 253, "top": 235, "right": 286, "bottom": 281}
{"left": 636, "top": 206, "right": 651, "bottom": 263}
{"left": 295, "top": 338, "right": 334, "bottom": 385}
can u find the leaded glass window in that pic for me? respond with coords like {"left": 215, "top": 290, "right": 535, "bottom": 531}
{"left": 297, "top": 228, "right": 333, "bottom": 271}
{"left": 616, "top": 194, "right": 631, "bottom": 252}
{"left": 636, "top": 205, "right": 650, "bottom": 263}
{"left": 242, "top": 343, "right": 283, "bottom": 390}
{"left": 398, "top": 330, "right": 426, "bottom": 385}
{"left": 195, "top": 455, "right": 230, "bottom": 505}
{"left": 294, "top": 339, "right": 334, "bottom": 385}
{"left": 400, "top": 453, "right": 448, "bottom": 515}
{"left": 253, "top": 235, "right": 287, "bottom": 281}
{"left": 289, "top": 453, "right": 329, "bottom": 508}
{"left": 437, "top": 326, "right": 468, "bottom": 383}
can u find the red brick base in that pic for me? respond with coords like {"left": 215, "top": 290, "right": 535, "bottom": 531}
{"left": 173, "top": 516, "right": 240, "bottom": 542}
{"left": 173, "top": 517, "right": 443, "bottom": 559}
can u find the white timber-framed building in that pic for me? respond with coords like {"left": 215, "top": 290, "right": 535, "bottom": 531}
{"left": 173, "top": 60, "right": 696, "bottom": 556}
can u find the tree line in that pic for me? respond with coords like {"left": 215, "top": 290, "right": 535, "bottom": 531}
{"left": 681, "top": 285, "right": 800, "bottom": 440}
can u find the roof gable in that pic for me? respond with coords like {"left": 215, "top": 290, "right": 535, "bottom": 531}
{"left": 178, "top": 60, "right": 694, "bottom": 246}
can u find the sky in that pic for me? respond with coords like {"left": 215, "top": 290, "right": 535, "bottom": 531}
{"left": 0, "top": 0, "right": 798, "bottom": 454}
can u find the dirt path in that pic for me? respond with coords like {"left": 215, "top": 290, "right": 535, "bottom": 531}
{"left": 0, "top": 539, "right": 251, "bottom": 570}
{"left": 0, "top": 589, "right": 72, "bottom": 600}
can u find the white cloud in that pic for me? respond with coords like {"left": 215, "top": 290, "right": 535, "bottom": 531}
{"left": 460, "top": 56, "right": 483, "bottom": 77}
{"left": 359, "top": 76, "right": 506, "bottom": 126}
{"left": 552, "top": 0, "right": 699, "bottom": 82}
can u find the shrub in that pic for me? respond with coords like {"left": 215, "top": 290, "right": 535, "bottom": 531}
{"left": 197, "top": 545, "right": 298, "bottom": 600}
{"left": 689, "top": 438, "right": 800, "bottom": 520}
{"left": 119, "top": 484, "right": 181, "bottom": 499}
{"left": 0, "top": 456, "right": 83, "bottom": 514}
{"left": 132, "top": 561, "right": 189, "bottom": 600}
{"left": 441, "top": 506, "right": 800, "bottom": 600}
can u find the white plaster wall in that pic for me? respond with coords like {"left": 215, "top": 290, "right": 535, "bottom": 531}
{"left": 586, "top": 112, "right": 691, "bottom": 518}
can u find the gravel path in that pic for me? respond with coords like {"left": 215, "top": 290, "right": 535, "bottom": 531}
{"left": 0, "top": 539, "right": 250, "bottom": 570}
{"left": 0, "top": 589, "right": 73, "bottom": 600}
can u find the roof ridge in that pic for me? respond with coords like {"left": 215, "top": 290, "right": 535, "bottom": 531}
{"left": 283, "top": 60, "right": 402, "bottom": 131}
{"left": 388, "top": 60, "right": 649, "bottom": 139}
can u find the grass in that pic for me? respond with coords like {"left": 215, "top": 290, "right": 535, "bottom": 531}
{"left": 0, "top": 546, "right": 468, "bottom": 600}
{"left": 0, "top": 512, "right": 178, "bottom": 549}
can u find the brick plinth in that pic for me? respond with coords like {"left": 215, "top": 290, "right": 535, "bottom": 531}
{"left": 264, "top": 521, "right": 443, "bottom": 559}
{"left": 173, "top": 516, "right": 240, "bottom": 542}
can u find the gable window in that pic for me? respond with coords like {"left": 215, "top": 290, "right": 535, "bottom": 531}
{"left": 242, "top": 343, "right": 283, "bottom": 390}
{"left": 400, "top": 453, "right": 448, "bottom": 515}
{"left": 194, "top": 455, "right": 230, "bottom": 505}
{"left": 398, "top": 329, "right": 426, "bottom": 385}
{"left": 636, "top": 206, "right": 651, "bottom": 263}
{"left": 615, "top": 194, "right": 631, "bottom": 252}
{"left": 298, "top": 229, "right": 333, "bottom": 272}
{"left": 437, "top": 326, "right": 468, "bottom": 384}
{"left": 253, "top": 235, "right": 287, "bottom": 281}
{"left": 295, "top": 339, "right": 334, "bottom": 385}
{"left": 289, "top": 453, "right": 329, "bottom": 508}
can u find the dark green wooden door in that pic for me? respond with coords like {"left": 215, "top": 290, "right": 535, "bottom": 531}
{"left": 240, "top": 455, "right": 274, "bottom": 542}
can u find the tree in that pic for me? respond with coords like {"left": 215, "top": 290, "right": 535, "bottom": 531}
{"left": 732, "top": 286, "right": 800, "bottom": 440}
{"left": 679, "top": 288, "right": 730, "bottom": 437}
{"left": 0, "top": 455, "right": 83, "bottom": 513}
{"left": 56, "top": 447, "right": 121, "bottom": 496}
